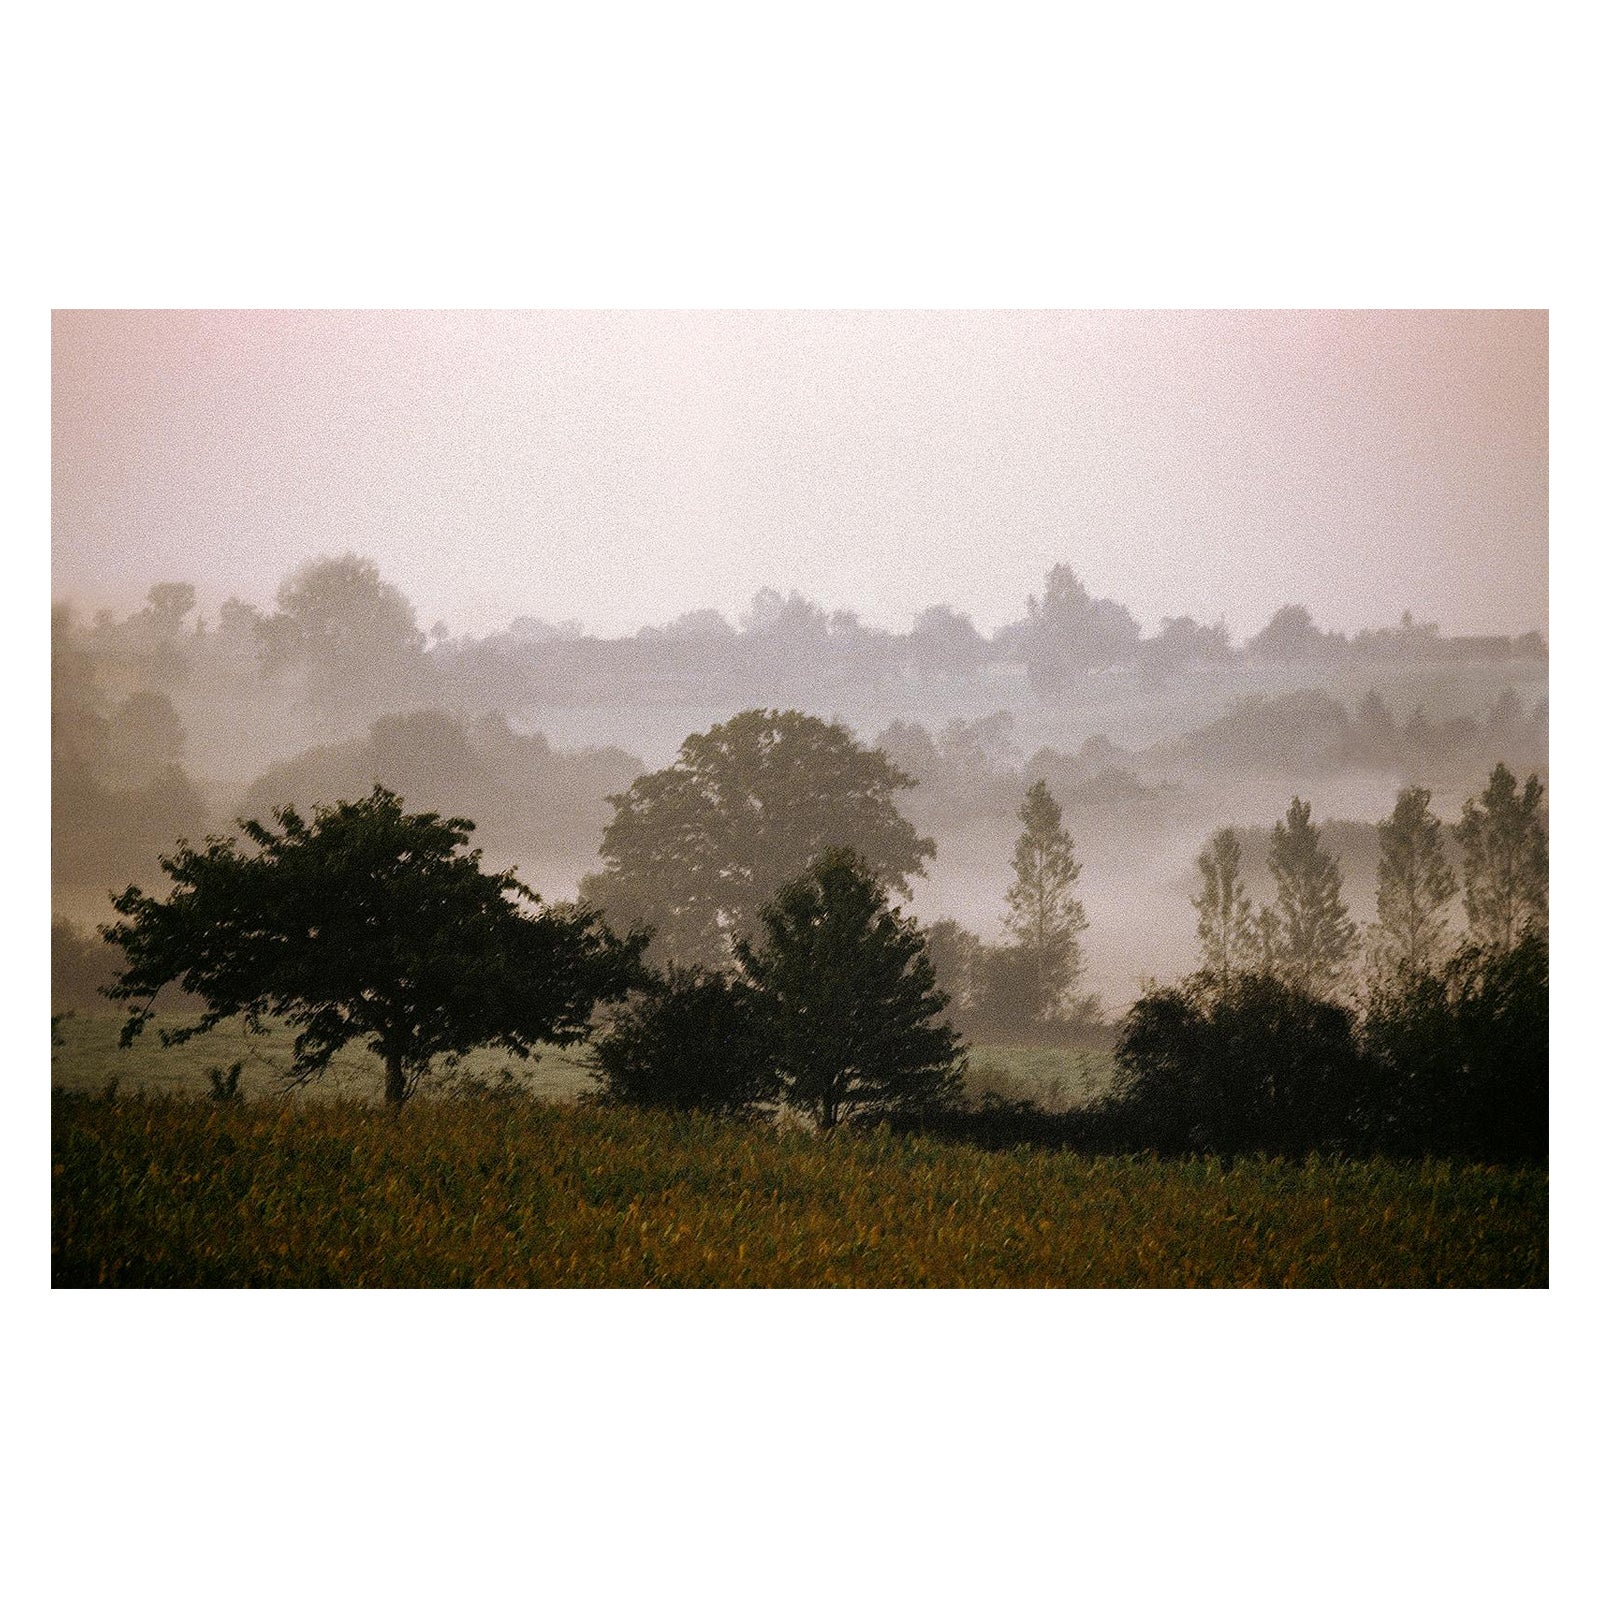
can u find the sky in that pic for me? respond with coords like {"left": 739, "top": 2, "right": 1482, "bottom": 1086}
{"left": 51, "top": 309, "right": 1548, "bottom": 642}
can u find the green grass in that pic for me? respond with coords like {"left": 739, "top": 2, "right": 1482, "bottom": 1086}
{"left": 52, "top": 1013, "right": 1111, "bottom": 1111}
{"left": 52, "top": 1092, "right": 1547, "bottom": 1288}
{"left": 50, "top": 1011, "right": 599, "bottom": 1104}
{"left": 963, "top": 1043, "right": 1116, "bottom": 1109}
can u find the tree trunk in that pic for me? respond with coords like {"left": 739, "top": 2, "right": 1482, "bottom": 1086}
{"left": 384, "top": 1054, "right": 407, "bottom": 1108}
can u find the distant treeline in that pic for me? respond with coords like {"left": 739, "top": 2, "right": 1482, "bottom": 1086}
{"left": 57, "top": 554, "right": 1544, "bottom": 730}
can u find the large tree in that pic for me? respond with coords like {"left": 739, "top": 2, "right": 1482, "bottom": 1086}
{"left": 1368, "top": 785, "right": 1458, "bottom": 977}
{"left": 1264, "top": 796, "right": 1355, "bottom": 998}
{"left": 1002, "top": 780, "right": 1087, "bottom": 1020}
{"left": 256, "top": 553, "right": 427, "bottom": 709}
{"left": 103, "top": 787, "right": 644, "bottom": 1105}
{"left": 1192, "top": 826, "right": 1252, "bottom": 987}
{"left": 739, "top": 849, "right": 965, "bottom": 1131}
{"left": 581, "top": 709, "right": 933, "bottom": 967}
{"left": 1455, "top": 763, "right": 1548, "bottom": 952}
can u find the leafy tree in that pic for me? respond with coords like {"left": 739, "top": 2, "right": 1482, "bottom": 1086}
{"left": 1113, "top": 971, "right": 1367, "bottom": 1158}
{"left": 103, "top": 787, "right": 644, "bottom": 1106}
{"left": 1368, "top": 786, "right": 1458, "bottom": 978}
{"left": 921, "top": 918, "right": 984, "bottom": 1015}
{"left": 256, "top": 553, "right": 426, "bottom": 704}
{"left": 739, "top": 849, "right": 965, "bottom": 1131}
{"left": 1192, "top": 827, "right": 1252, "bottom": 986}
{"left": 590, "top": 966, "right": 776, "bottom": 1116}
{"left": 1265, "top": 797, "right": 1355, "bottom": 997}
{"left": 1455, "top": 764, "right": 1547, "bottom": 951}
{"left": 1002, "top": 780, "right": 1087, "bottom": 1020}
{"left": 581, "top": 709, "right": 933, "bottom": 967}
{"left": 1363, "top": 930, "right": 1547, "bottom": 1162}
{"left": 1018, "top": 563, "right": 1141, "bottom": 694}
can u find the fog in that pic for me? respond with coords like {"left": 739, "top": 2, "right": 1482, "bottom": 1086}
{"left": 52, "top": 555, "right": 1547, "bottom": 1012}
{"left": 52, "top": 310, "right": 1547, "bottom": 1015}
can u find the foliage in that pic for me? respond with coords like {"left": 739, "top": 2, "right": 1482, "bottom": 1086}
{"left": 1363, "top": 931, "right": 1548, "bottom": 1163}
{"left": 52, "top": 1093, "right": 1547, "bottom": 1288}
{"left": 1192, "top": 827, "right": 1252, "bottom": 985}
{"left": 739, "top": 849, "right": 965, "bottom": 1130}
{"left": 582, "top": 709, "right": 933, "bottom": 967}
{"left": 1368, "top": 785, "right": 1458, "bottom": 978}
{"left": 1261, "top": 796, "right": 1355, "bottom": 997}
{"left": 1455, "top": 763, "right": 1548, "bottom": 951}
{"left": 103, "top": 786, "right": 645, "bottom": 1105}
{"left": 1018, "top": 563, "right": 1141, "bottom": 694}
{"left": 206, "top": 1061, "right": 244, "bottom": 1102}
{"left": 1001, "top": 780, "right": 1088, "bottom": 1021}
{"left": 1113, "top": 972, "right": 1369, "bottom": 1158}
{"left": 590, "top": 965, "right": 777, "bottom": 1117}
{"left": 256, "top": 553, "right": 427, "bottom": 703}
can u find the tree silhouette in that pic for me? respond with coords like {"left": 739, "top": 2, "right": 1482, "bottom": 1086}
{"left": 581, "top": 709, "right": 933, "bottom": 967}
{"left": 1264, "top": 797, "right": 1355, "bottom": 997}
{"left": 1002, "top": 780, "right": 1087, "bottom": 1020}
{"left": 1455, "top": 763, "right": 1547, "bottom": 952}
{"left": 1192, "top": 827, "right": 1252, "bottom": 987}
{"left": 590, "top": 965, "right": 776, "bottom": 1117}
{"left": 103, "top": 787, "right": 644, "bottom": 1105}
{"left": 256, "top": 553, "right": 426, "bottom": 705}
{"left": 739, "top": 849, "right": 965, "bottom": 1131}
{"left": 1368, "top": 786, "right": 1458, "bottom": 977}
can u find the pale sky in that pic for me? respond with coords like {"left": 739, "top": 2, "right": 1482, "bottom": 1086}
{"left": 51, "top": 309, "right": 1548, "bottom": 641}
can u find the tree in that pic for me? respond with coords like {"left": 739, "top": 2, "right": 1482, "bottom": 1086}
{"left": 1455, "top": 763, "right": 1547, "bottom": 951}
{"left": 103, "top": 787, "right": 644, "bottom": 1106}
{"left": 1002, "top": 780, "right": 1087, "bottom": 1020}
{"left": 256, "top": 553, "right": 427, "bottom": 706}
{"left": 1113, "top": 971, "right": 1366, "bottom": 1158}
{"left": 1265, "top": 797, "right": 1355, "bottom": 997}
{"left": 1368, "top": 786, "right": 1458, "bottom": 978}
{"left": 581, "top": 709, "right": 934, "bottom": 967}
{"left": 1192, "top": 827, "right": 1253, "bottom": 987}
{"left": 739, "top": 849, "right": 965, "bottom": 1131}
{"left": 1363, "top": 930, "right": 1547, "bottom": 1163}
{"left": 590, "top": 966, "right": 776, "bottom": 1116}
{"left": 1018, "top": 563, "right": 1141, "bottom": 694}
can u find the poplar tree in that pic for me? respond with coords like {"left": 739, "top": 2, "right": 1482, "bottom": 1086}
{"left": 1002, "top": 780, "right": 1088, "bottom": 1019}
{"left": 1265, "top": 796, "right": 1355, "bottom": 998}
{"left": 1192, "top": 827, "right": 1252, "bottom": 986}
{"left": 1369, "top": 785, "right": 1458, "bottom": 977}
{"left": 1455, "top": 763, "right": 1548, "bottom": 951}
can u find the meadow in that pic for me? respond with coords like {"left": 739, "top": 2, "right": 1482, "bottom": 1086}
{"left": 52, "top": 1092, "right": 1546, "bottom": 1288}
{"left": 51, "top": 1012, "right": 1113, "bottom": 1111}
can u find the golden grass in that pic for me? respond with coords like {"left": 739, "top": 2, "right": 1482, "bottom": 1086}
{"left": 53, "top": 1093, "right": 1546, "bottom": 1288}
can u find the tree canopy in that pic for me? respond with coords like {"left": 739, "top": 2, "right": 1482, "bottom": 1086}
{"left": 1263, "top": 796, "right": 1355, "bottom": 997}
{"left": 739, "top": 849, "right": 965, "bottom": 1131}
{"left": 1455, "top": 763, "right": 1547, "bottom": 952}
{"left": 1002, "top": 779, "right": 1087, "bottom": 1019}
{"left": 581, "top": 709, "right": 933, "bottom": 967}
{"left": 103, "top": 787, "right": 644, "bottom": 1104}
{"left": 1369, "top": 786, "right": 1457, "bottom": 978}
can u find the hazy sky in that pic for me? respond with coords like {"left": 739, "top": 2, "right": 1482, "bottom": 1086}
{"left": 52, "top": 309, "right": 1547, "bottom": 641}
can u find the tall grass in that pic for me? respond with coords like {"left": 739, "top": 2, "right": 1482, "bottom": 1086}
{"left": 53, "top": 1092, "right": 1546, "bottom": 1288}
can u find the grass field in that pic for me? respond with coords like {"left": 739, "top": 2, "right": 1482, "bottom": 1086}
{"left": 50, "top": 1011, "right": 1114, "bottom": 1110}
{"left": 52, "top": 1092, "right": 1547, "bottom": 1288}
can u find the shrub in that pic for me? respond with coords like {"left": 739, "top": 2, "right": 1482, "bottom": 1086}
{"left": 1112, "top": 972, "right": 1369, "bottom": 1157}
{"left": 590, "top": 966, "right": 777, "bottom": 1117}
{"left": 1363, "top": 932, "right": 1547, "bottom": 1162}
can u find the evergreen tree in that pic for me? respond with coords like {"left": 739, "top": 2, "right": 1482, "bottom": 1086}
{"left": 1192, "top": 827, "right": 1252, "bottom": 986}
{"left": 1265, "top": 796, "right": 1355, "bottom": 997}
{"left": 1455, "top": 763, "right": 1548, "bottom": 952}
{"left": 1369, "top": 785, "right": 1458, "bottom": 977}
{"left": 1002, "top": 780, "right": 1088, "bottom": 1020}
{"left": 739, "top": 849, "right": 965, "bottom": 1131}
